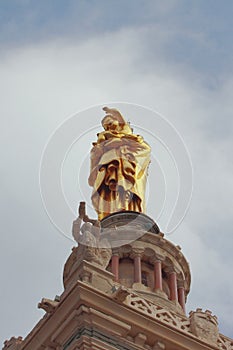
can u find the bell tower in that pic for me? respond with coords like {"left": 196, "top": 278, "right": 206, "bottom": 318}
{"left": 3, "top": 107, "right": 233, "bottom": 350}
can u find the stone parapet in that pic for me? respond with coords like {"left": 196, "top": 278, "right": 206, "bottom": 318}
{"left": 2, "top": 337, "right": 23, "bottom": 350}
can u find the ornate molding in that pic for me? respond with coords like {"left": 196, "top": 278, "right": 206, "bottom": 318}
{"left": 124, "top": 292, "right": 191, "bottom": 334}
{"left": 218, "top": 333, "right": 233, "bottom": 350}
{"left": 38, "top": 298, "right": 59, "bottom": 314}
{"left": 130, "top": 248, "right": 145, "bottom": 259}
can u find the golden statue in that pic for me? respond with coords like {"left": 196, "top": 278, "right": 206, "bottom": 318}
{"left": 88, "top": 107, "right": 151, "bottom": 220}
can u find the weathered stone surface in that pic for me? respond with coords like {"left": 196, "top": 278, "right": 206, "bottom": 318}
{"left": 189, "top": 309, "right": 219, "bottom": 345}
{"left": 3, "top": 337, "right": 23, "bottom": 350}
{"left": 38, "top": 298, "right": 59, "bottom": 314}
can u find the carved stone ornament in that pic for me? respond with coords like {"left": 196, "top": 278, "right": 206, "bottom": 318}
{"left": 153, "top": 340, "right": 166, "bottom": 350}
{"left": 112, "top": 285, "right": 130, "bottom": 302}
{"left": 71, "top": 202, "right": 112, "bottom": 269}
{"left": 189, "top": 309, "right": 219, "bottom": 344}
{"left": 38, "top": 298, "right": 59, "bottom": 314}
{"left": 3, "top": 337, "right": 23, "bottom": 350}
{"left": 77, "top": 239, "right": 112, "bottom": 269}
{"left": 125, "top": 292, "right": 190, "bottom": 334}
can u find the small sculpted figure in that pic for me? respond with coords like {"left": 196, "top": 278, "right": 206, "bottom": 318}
{"left": 38, "top": 298, "right": 59, "bottom": 314}
{"left": 72, "top": 202, "right": 100, "bottom": 246}
{"left": 72, "top": 202, "right": 111, "bottom": 268}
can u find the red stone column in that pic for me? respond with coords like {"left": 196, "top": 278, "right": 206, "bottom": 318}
{"left": 134, "top": 255, "right": 142, "bottom": 283}
{"left": 154, "top": 260, "right": 162, "bottom": 291}
{"left": 169, "top": 271, "right": 178, "bottom": 301}
{"left": 111, "top": 254, "right": 119, "bottom": 282}
{"left": 178, "top": 285, "right": 186, "bottom": 313}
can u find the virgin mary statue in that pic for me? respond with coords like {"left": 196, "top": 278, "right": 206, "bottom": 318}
{"left": 88, "top": 107, "right": 151, "bottom": 220}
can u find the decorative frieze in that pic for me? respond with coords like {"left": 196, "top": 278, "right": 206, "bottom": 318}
{"left": 124, "top": 292, "right": 190, "bottom": 333}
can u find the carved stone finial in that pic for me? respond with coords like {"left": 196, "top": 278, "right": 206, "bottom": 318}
{"left": 112, "top": 286, "right": 130, "bottom": 302}
{"left": 3, "top": 337, "right": 23, "bottom": 350}
{"left": 189, "top": 308, "right": 219, "bottom": 344}
{"left": 38, "top": 298, "right": 59, "bottom": 314}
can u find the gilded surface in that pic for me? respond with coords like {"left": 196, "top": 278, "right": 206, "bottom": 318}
{"left": 89, "top": 107, "right": 151, "bottom": 220}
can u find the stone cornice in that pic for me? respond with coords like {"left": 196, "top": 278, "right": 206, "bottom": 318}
{"left": 20, "top": 280, "right": 221, "bottom": 350}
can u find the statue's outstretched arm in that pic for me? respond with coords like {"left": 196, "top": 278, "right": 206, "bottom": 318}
{"left": 103, "top": 106, "right": 126, "bottom": 125}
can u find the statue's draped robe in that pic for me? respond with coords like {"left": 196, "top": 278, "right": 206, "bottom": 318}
{"left": 89, "top": 135, "right": 151, "bottom": 220}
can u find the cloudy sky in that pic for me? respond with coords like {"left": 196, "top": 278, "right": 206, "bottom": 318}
{"left": 1, "top": 0, "right": 233, "bottom": 345}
